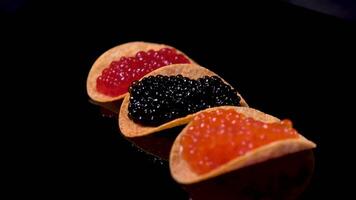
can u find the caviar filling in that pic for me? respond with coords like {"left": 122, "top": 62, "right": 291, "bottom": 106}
{"left": 96, "top": 48, "right": 190, "bottom": 97}
{"left": 180, "top": 108, "right": 300, "bottom": 175}
{"left": 128, "top": 75, "right": 241, "bottom": 126}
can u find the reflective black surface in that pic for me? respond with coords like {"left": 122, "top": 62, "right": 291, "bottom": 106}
{"left": 4, "top": 1, "right": 356, "bottom": 199}
{"left": 93, "top": 103, "right": 315, "bottom": 200}
{"left": 285, "top": 0, "right": 356, "bottom": 20}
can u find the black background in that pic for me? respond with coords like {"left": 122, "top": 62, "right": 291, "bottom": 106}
{"left": 3, "top": 0, "right": 356, "bottom": 199}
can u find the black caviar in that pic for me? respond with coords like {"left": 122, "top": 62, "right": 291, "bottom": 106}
{"left": 128, "top": 75, "right": 241, "bottom": 126}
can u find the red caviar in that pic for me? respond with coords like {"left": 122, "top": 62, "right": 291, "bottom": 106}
{"left": 180, "top": 108, "right": 299, "bottom": 174}
{"left": 96, "top": 48, "right": 190, "bottom": 97}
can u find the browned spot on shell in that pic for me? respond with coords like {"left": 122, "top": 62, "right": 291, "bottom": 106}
{"left": 87, "top": 41, "right": 195, "bottom": 102}
{"left": 169, "top": 106, "right": 316, "bottom": 184}
{"left": 118, "top": 64, "right": 248, "bottom": 138}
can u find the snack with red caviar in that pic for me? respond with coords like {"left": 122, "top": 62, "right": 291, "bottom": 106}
{"left": 170, "top": 106, "right": 316, "bottom": 184}
{"left": 87, "top": 42, "right": 193, "bottom": 102}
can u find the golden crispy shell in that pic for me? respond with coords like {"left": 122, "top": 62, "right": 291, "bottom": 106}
{"left": 119, "top": 64, "right": 248, "bottom": 137}
{"left": 87, "top": 41, "right": 195, "bottom": 102}
{"left": 170, "top": 106, "right": 316, "bottom": 184}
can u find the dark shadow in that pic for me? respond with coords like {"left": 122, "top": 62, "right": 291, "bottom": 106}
{"left": 88, "top": 99, "right": 122, "bottom": 114}
{"left": 127, "top": 126, "right": 184, "bottom": 161}
{"left": 91, "top": 100, "right": 315, "bottom": 200}
{"left": 183, "top": 150, "right": 315, "bottom": 200}
{"left": 90, "top": 99, "right": 184, "bottom": 161}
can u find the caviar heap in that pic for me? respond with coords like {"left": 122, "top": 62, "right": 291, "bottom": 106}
{"left": 128, "top": 75, "right": 241, "bottom": 126}
{"left": 96, "top": 48, "right": 190, "bottom": 97}
{"left": 180, "top": 108, "right": 300, "bottom": 174}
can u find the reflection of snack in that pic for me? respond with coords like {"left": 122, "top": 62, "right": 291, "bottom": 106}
{"left": 88, "top": 99, "right": 121, "bottom": 114}
{"left": 182, "top": 150, "right": 315, "bottom": 200}
{"left": 87, "top": 42, "right": 193, "bottom": 102}
{"left": 119, "top": 64, "right": 247, "bottom": 137}
{"left": 170, "top": 106, "right": 316, "bottom": 184}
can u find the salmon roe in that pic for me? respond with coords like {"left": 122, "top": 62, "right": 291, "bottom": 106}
{"left": 180, "top": 108, "right": 300, "bottom": 174}
{"left": 96, "top": 48, "right": 190, "bottom": 97}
